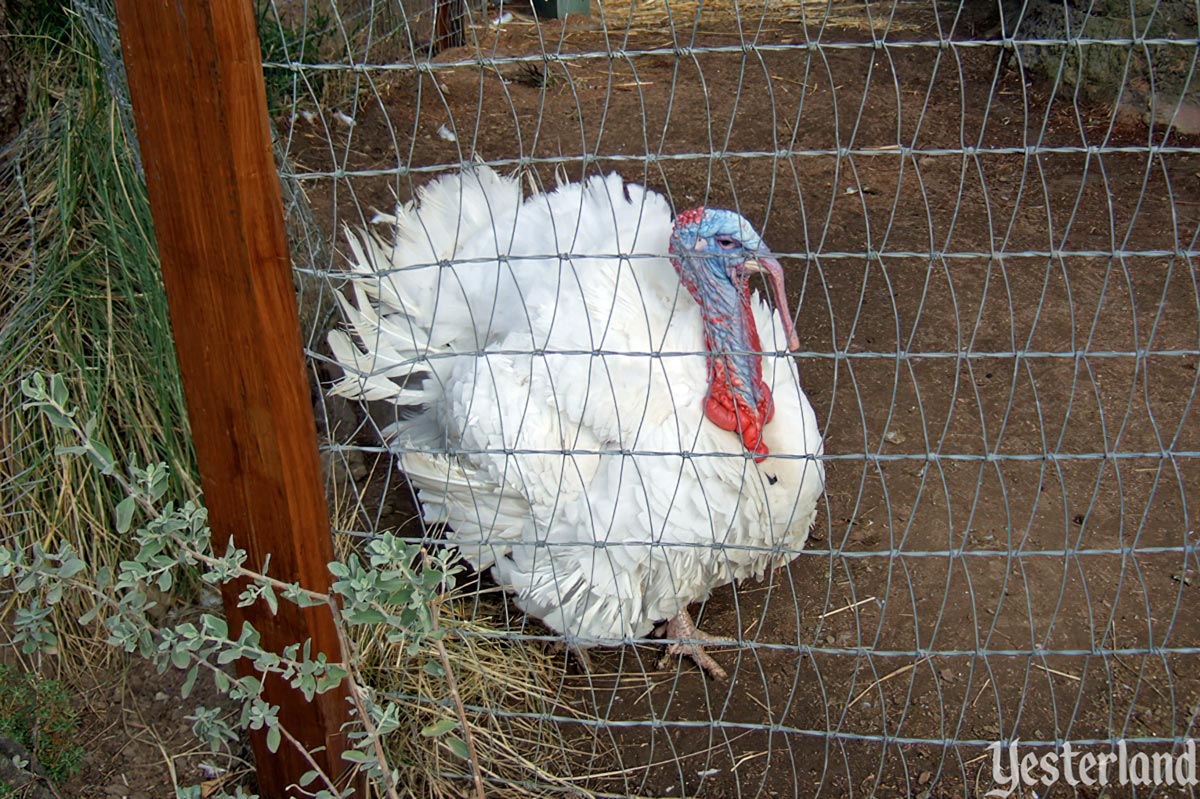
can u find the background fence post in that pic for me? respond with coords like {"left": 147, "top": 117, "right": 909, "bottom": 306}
{"left": 433, "top": 0, "right": 467, "bottom": 52}
{"left": 111, "top": 2, "right": 354, "bottom": 795}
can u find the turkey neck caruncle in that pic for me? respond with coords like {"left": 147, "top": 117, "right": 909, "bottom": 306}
{"left": 668, "top": 207, "right": 799, "bottom": 462}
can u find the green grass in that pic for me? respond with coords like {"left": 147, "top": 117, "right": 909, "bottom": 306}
{"left": 1, "top": 13, "right": 197, "bottom": 666}
{"left": 254, "top": 0, "right": 416, "bottom": 114}
{"left": 256, "top": 1, "right": 335, "bottom": 114}
{"left": 12, "top": 0, "right": 71, "bottom": 39}
{"left": 0, "top": 664, "right": 86, "bottom": 783}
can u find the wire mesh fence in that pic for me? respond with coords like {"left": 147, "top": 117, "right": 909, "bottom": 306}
{"left": 80, "top": 0, "right": 1200, "bottom": 795}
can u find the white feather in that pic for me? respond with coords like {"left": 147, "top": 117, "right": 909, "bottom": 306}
{"left": 329, "top": 167, "right": 825, "bottom": 646}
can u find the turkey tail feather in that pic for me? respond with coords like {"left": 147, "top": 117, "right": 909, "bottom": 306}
{"left": 328, "top": 166, "right": 525, "bottom": 405}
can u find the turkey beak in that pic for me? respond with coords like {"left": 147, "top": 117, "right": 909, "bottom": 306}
{"left": 742, "top": 255, "right": 800, "bottom": 352}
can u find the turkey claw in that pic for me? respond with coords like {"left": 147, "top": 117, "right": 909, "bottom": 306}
{"left": 658, "top": 641, "right": 728, "bottom": 680}
{"left": 657, "top": 609, "right": 730, "bottom": 679}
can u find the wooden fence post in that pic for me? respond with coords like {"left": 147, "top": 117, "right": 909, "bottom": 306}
{"left": 112, "top": 2, "right": 355, "bottom": 796}
{"left": 433, "top": 0, "right": 467, "bottom": 52}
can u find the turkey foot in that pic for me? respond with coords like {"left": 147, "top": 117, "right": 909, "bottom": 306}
{"left": 657, "top": 608, "right": 729, "bottom": 679}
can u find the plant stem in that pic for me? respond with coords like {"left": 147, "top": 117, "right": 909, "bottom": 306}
{"left": 431, "top": 602, "right": 486, "bottom": 799}
{"left": 325, "top": 596, "right": 402, "bottom": 799}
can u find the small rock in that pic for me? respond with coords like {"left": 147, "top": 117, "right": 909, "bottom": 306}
{"left": 154, "top": 692, "right": 169, "bottom": 702}
{"left": 884, "top": 430, "right": 906, "bottom": 444}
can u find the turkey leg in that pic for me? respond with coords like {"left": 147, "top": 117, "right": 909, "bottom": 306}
{"left": 658, "top": 607, "right": 729, "bottom": 679}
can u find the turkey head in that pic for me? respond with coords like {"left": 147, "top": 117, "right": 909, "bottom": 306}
{"left": 669, "top": 208, "right": 798, "bottom": 461}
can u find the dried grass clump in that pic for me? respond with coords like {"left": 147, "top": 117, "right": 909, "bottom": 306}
{"left": 361, "top": 594, "right": 606, "bottom": 797}
{"left": 595, "top": 0, "right": 918, "bottom": 33}
{"left": 325, "top": 463, "right": 609, "bottom": 798}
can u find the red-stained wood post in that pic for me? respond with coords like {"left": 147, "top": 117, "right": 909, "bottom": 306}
{"left": 112, "top": 2, "right": 355, "bottom": 796}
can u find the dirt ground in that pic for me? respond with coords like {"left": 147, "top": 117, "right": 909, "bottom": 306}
{"left": 281, "top": 1, "right": 1200, "bottom": 797}
{"left": 0, "top": 607, "right": 249, "bottom": 798}
{"left": 62, "top": 657, "right": 249, "bottom": 798}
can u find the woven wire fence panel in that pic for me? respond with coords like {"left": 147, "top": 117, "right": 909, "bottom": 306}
{"left": 282, "top": 0, "right": 1200, "bottom": 796}
{"left": 96, "top": 0, "right": 1200, "bottom": 795}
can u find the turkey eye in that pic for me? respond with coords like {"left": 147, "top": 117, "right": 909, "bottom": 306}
{"left": 714, "top": 236, "right": 738, "bottom": 250}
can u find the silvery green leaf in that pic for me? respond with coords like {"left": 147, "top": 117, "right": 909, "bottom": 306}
{"left": 42, "top": 407, "right": 73, "bottom": 429}
{"left": 445, "top": 736, "right": 470, "bottom": 759}
{"left": 150, "top": 465, "right": 171, "bottom": 501}
{"left": 317, "top": 666, "right": 347, "bottom": 693}
{"left": 59, "top": 556, "right": 87, "bottom": 579}
{"left": 182, "top": 665, "right": 199, "bottom": 699}
{"left": 421, "top": 717, "right": 458, "bottom": 738}
{"left": 265, "top": 725, "right": 281, "bottom": 753}
{"left": 49, "top": 373, "right": 68, "bottom": 406}
{"left": 19, "top": 373, "right": 46, "bottom": 400}
{"left": 202, "top": 615, "right": 228, "bottom": 639}
{"left": 115, "top": 495, "right": 137, "bottom": 534}
{"left": 88, "top": 441, "right": 115, "bottom": 474}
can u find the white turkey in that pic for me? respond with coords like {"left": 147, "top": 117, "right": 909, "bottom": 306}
{"left": 328, "top": 166, "right": 825, "bottom": 678}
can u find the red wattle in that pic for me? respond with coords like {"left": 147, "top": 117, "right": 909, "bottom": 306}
{"left": 704, "top": 382, "right": 773, "bottom": 462}
{"left": 701, "top": 290, "right": 775, "bottom": 462}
